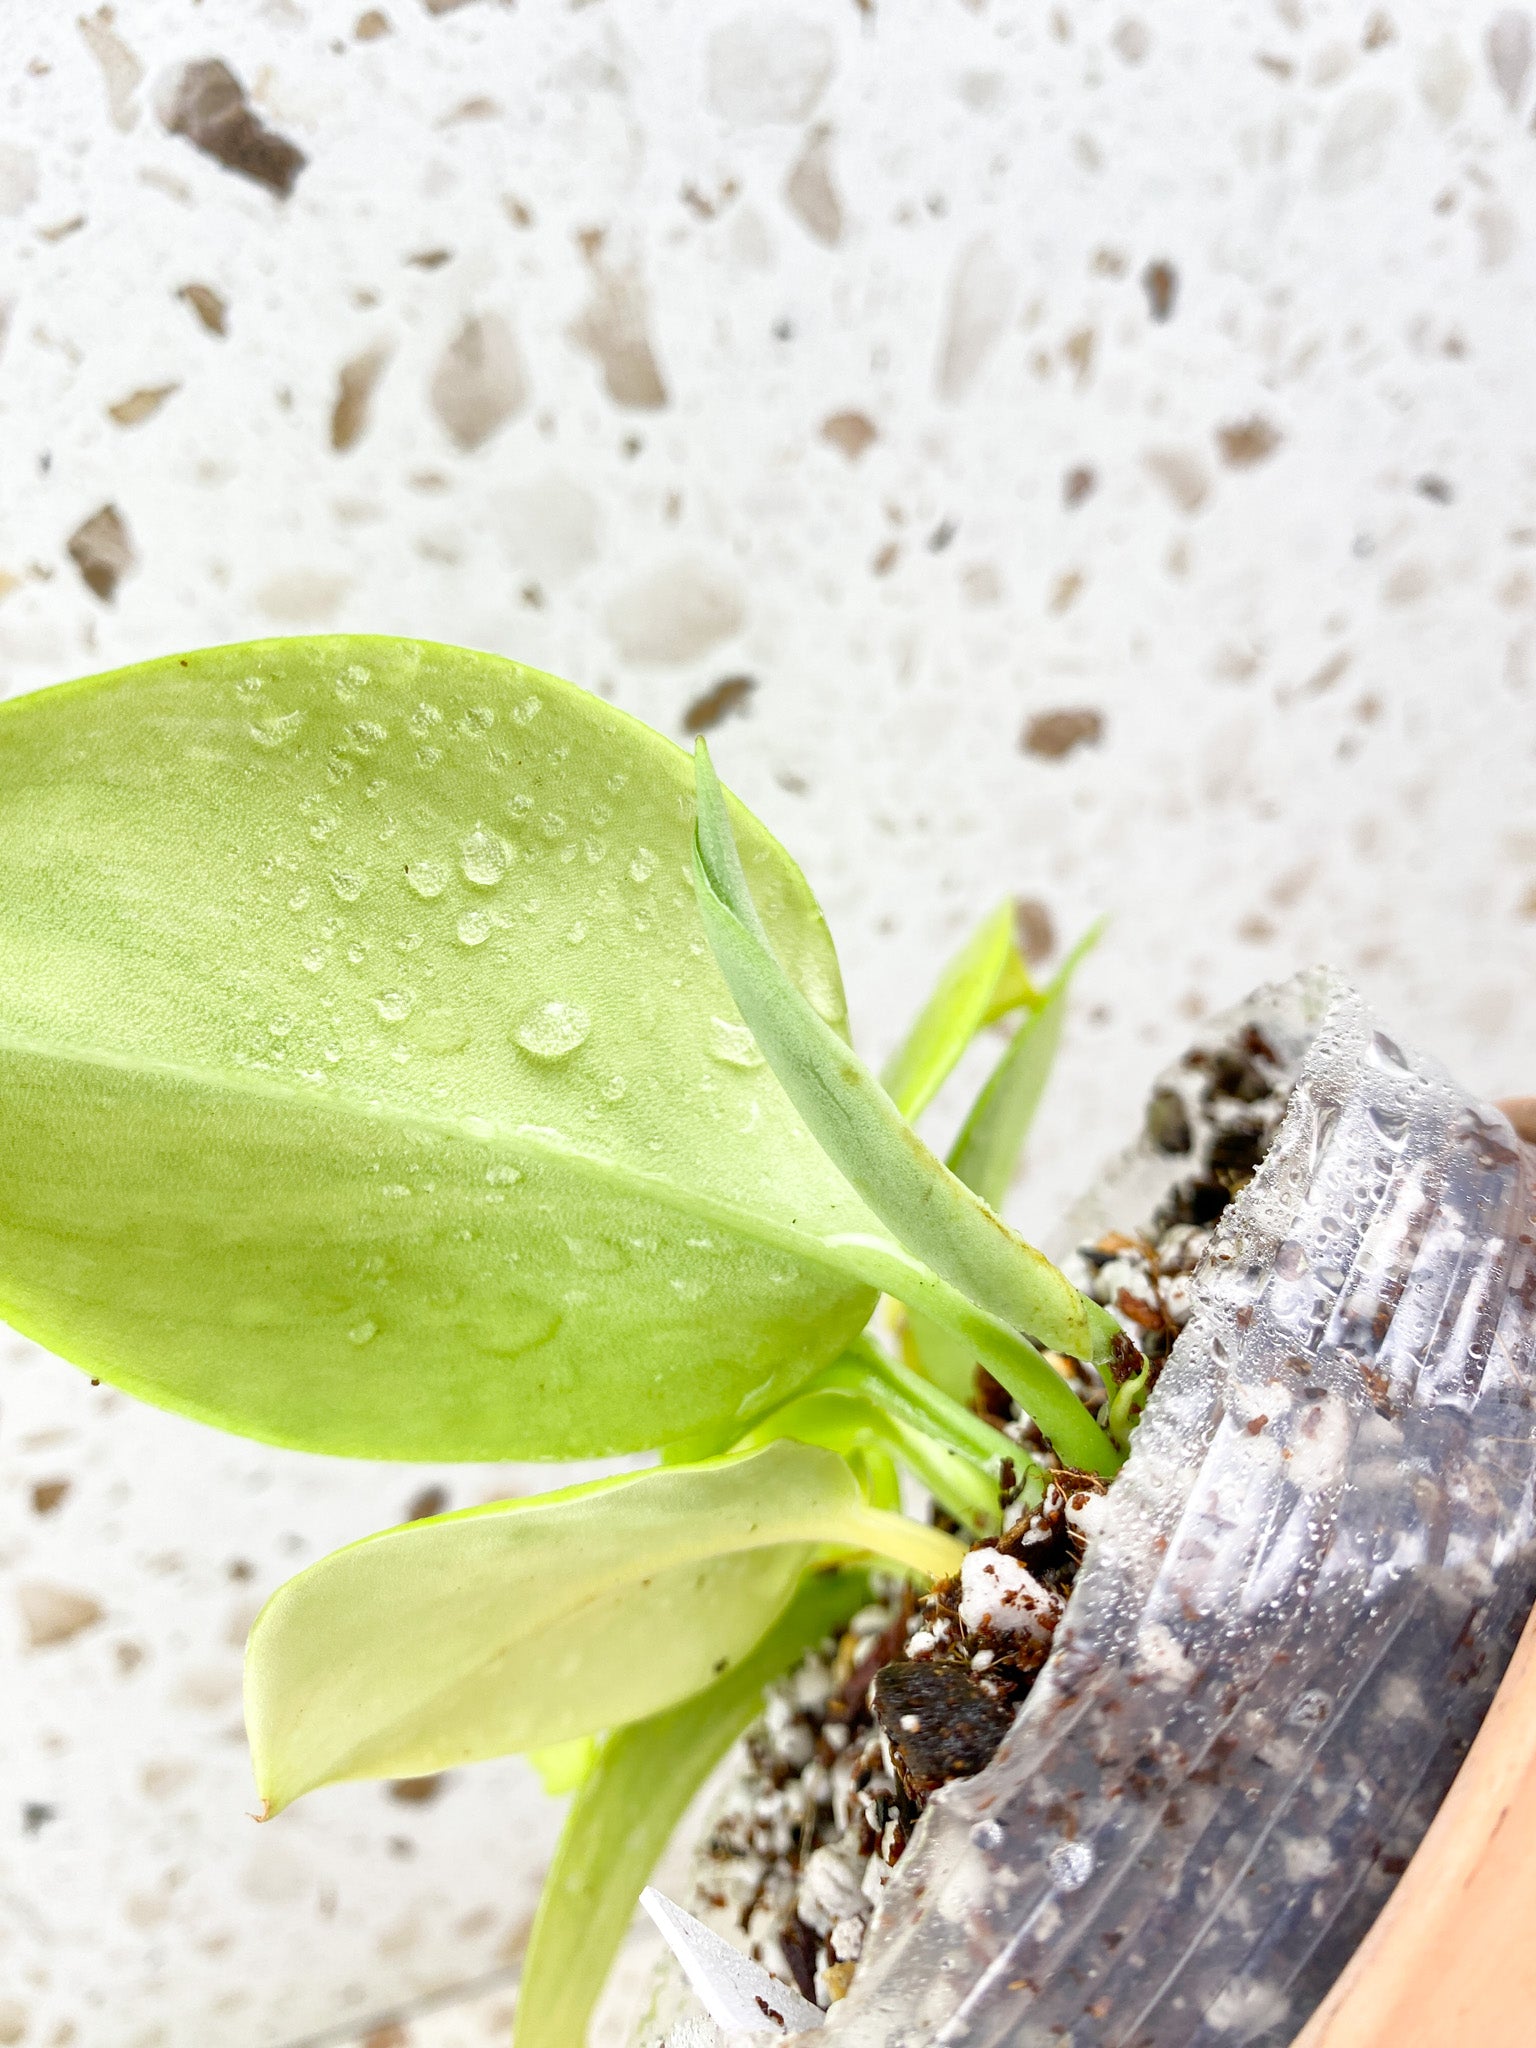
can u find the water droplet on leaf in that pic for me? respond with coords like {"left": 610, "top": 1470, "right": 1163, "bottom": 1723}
{"left": 708, "top": 1017, "right": 763, "bottom": 1067}
{"left": 461, "top": 827, "right": 509, "bottom": 887}
{"left": 329, "top": 869, "right": 365, "bottom": 902}
{"left": 374, "top": 990, "right": 417, "bottom": 1023}
{"left": 515, "top": 1002, "right": 592, "bottom": 1061}
{"left": 405, "top": 859, "right": 448, "bottom": 899}
{"left": 250, "top": 709, "right": 307, "bottom": 749}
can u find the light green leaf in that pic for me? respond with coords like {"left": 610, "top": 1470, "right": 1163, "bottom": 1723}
{"left": 734, "top": 1385, "right": 1000, "bottom": 1534}
{"left": 948, "top": 924, "right": 1099, "bottom": 1210}
{"left": 0, "top": 636, "right": 902, "bottom": 1459}
{"left": 691, "top": 744, "right": 1121, "bottom": 1476}
{"left": 514, "top": 1568, "right": 869, "bottom": 2048}
{"left": 244, "top": 1439, "right": 963, "bottom": 1816}
{"left": 880, "top": 901, "right": 1035, "bottom": 1123}
{"left": 907, "top": 925, "right": 1101, "bottom": 1405}
{"left": 528, "top": 1736, "right": 599, "bottom": 1797}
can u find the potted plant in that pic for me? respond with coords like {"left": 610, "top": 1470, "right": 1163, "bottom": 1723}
{"left": 1, "top": 637, "right": 1531, "bottom": 2048}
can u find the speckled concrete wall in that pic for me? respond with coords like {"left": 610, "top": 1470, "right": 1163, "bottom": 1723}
{"left": 2, "top": 2, "right": 1535, "bottom": 2044}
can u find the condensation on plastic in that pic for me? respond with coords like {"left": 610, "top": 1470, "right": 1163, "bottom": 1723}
{"left": 829, "top": 967, "right": 1536, "bottom": 2048}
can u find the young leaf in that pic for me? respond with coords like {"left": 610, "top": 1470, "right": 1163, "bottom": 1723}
{"left": 514, "top": 1568, "right": 869, "bottom": 2048}
{"left": 880, "top": 900, "right": 1035, "bottom": 1123}
{"left": 691, "top": 744, "right": 1122, "bottom": 1466}
{"left": 244, "top": 1439, "right": 963, "bottom": 1816}
{"left": 733, "top": 1385, "right": 1001, "bottom": 1534}
{"left": 905, "top": 927, "right": 1102, "bottom": 1404}
{"left": 0, "top": 636, "right": 901, "bottom": 1460}
{"left": 947, "top": 923, "right": 1101, "bottom": 1210}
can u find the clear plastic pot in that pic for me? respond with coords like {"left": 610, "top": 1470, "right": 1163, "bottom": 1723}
{"left": 833, "top": 967, "right": 1536, "bottom": 2047}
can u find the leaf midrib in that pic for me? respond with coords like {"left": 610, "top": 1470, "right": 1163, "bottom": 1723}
{"left": 0, "top": 1020, "right": 896, "bottom": 1287}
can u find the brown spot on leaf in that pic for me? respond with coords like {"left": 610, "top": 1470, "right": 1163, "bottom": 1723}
{"left": 355, "top": 9, "right": 392, "bottom": 37}
{"left": 67, "top": 504, "right": 134, "bottom": 601}
{"left": 31, "top": 1479, "right": 70, "bottom": 1516}
{"left": 107, "top": 383, "right": 179, "bottom": 428}
{"left": 1217, "top": 416, "right": 1282, "bottom": 468}
{"left": 162, "top": 59, "right": 307, "bottom": 199}
{"left": 406, "top": 247, "right": 452, "bottom": 268}
{"left": 331, "top": 346, "right": 389, "bottom": 452}
{"left": 1022, "top": 707, "right": 1104, "bottom": 760}
{"left": 363, "top": 2028, "right": 408, "bottom": 2048}
{"left": 872, "top": 540, "right": 900, "bottom": 576}
{"left": 1497, "top": 1096, "right": 1536, "bottom": 1142}
{"left": 1063, "top": 465, "right": 1096, "bottom": 507}
{"left": 18, "top": 1582, "right": 105, "bottom": 1649}
{"left": 683, "top": 674, "right": 756, "bottom": 734}
{"left": 405, "top": 1484, "right": 448, "bottom": 1521}
{"left": 177, "top": 281, "right": 227, "bottom": 335}
{"left": 389, "top": 1774, "right": 446, "bottom": 1804}
{"left": 1141, "top": 257, "right": 1178, "bottom": 321}
{"left": 821, "top": 410, "right": 877, "bottom": 460}
{"left": 430, "top": 312, "right": 526, "bottom": 451}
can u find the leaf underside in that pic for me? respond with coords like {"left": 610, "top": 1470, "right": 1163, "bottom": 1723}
{"left": 243, "top": 1439, "right": 962, "bottom": 1815}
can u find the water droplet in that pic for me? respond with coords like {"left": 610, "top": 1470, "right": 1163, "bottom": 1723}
{"left": 416, "top": 746, "right": 443, "bottom": 770}
{"left": 507, "top": 792, "right": 533, "bottom": 820}
{"left": 486, "top": 1164, "right": 522, "bottom": 1186}
{"left": 250, "top": 709, "right": 307, "bottom": 749}
{"left": 971, "top": 1819, "right": 1004, "bottom": 1851}
{"left": 1274, "top": 1241, "right": 1310, "bottom": 1280}
{"left": 458, "top": 908, "right": 493, "bottom": 946}
{"left": 1367, "top": 1101, "right": 1408, "bottom": 1144}
{"left": 601, "top": 1075, "right": 627, "bottom": 1102}
{"left": 329, "top": 869, "right": 365, "bottom": 902}
{"left": 269, "top": 1015, "right": 294, "bottom": 1039}
{"left": 583, "top": 838, "right": 607, "bottom": 865}
{"left": 347, "top": 1318, "right": 378, "bottom": 1346}
{"left": 380, "top": 1183, "right": 412, "bottom": 1199}
{"left": 288, "top": 887, "right": 311, "bottom": 913}
{"left": 374, "top": 990, "right": 417, "bottom": 1023}
{"left": 515, "top": 1002, "right": 592, "bottom": 1061}
{"left": 1369, "top": 1030, "right": 1409, "bottom": 1073}
{"left": 235, "top": 674, "right": 264, "bottom": 699}
{"left": 539, "top": 813, "right": 567, "bottom": 842}
{"left": 461, "top": 827, "right": 510, "bottom": 887}
{"left": 408, "top": 702, "right": 443, "bottom": 738}
{"left": 567, "top": 920, "right": 587, "bottom": 946}
{"left": 1047, "top": 1840, "right": 1094, "bottom": 1891}
{"left": 511, "top": 694, "right": 542, "bottom": 725}
{"left": 459, "top": 705, "right": 495, "bottom": 734}
{"left": 405, "top": 859, "right": 448, "bottom": 899}
{"left": 301, "top": 947, "right": 328, "bottom": 974}
{"left": 347, "top": 942, "right": 367, "bottom": 966}
{"left": 341, "top": 719, "right": 389, "bottom": 753}
{"left": 708, "top": 1017, "right": 763, "bottom": 1068}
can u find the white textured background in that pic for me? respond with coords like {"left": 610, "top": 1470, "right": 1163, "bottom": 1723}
{"left": 3, "top": 2, "right": 1536, "bottom": 2044}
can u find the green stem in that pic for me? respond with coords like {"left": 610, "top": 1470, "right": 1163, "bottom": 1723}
{"left": 733, "top": 1386, "right": 1000, "bottom": 1535}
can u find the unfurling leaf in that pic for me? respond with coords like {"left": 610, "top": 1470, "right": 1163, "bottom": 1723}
{"left": 0, "top": 637, "right": 891, "bottom": 1459}
{"left": 880, "top": 900, "right": 1038, "bottom": 1123}
{"left": 691, "top": 743, "right": 1121, "bottom": 1475}
{"left": 906, "top": 924, "right": 1102, "bottom": 1405}
{"left": 514, "top": 1568, "right": 869, "bottom": 2048}
{"left": 245, "top": 1439, "right": 963, "bottom": 1816}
